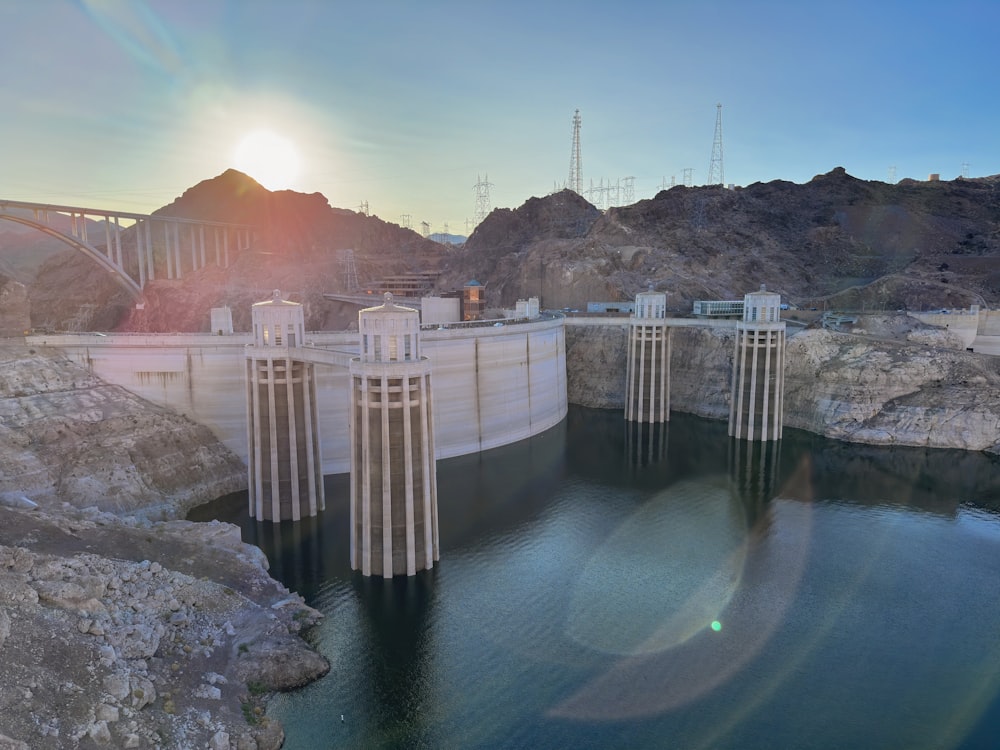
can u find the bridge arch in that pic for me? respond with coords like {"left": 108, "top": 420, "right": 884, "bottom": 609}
{"left": 0, "top": 214, "right": 143, "bottom": 301}
{"left": 2, "top": 199, "right": 256, "bottom": 304}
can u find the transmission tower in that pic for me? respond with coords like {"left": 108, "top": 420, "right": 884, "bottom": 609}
{"left": 961, "top": 162, "right": 970, "bottom": 178}
{"left": 420, "top": 221, "right": 430, "bottom": 238}
{"left": 568, "top": 109, "right": 583, "bottom": 194}
{"left": 473, "top": 173, "right": 494, "bottom": 225}
{"left": 708, "top": 102, "right": 724, "bottom": 186}
{"left": 341, "top": 249, "right": 360, "bottom": 292}
{"left": 887, "top": 166, "right": 897, "bottom": 184}
{"left": 358, "top": 200, "right": 369, "bottom": 216}
{"left": 400, "top": 213, "right": 412, "bottom": 230}
{"left": 622, "top": 176, "right": 635, "bottom": 204}
{"left": 682, "top": 168, "right": 694, "bottom": 187}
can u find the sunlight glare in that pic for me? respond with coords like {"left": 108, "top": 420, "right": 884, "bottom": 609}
{"left": 233, "top": 129, "right": 302, "bottom": 190}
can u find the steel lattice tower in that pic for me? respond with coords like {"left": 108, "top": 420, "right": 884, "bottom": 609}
{"left": 473, "top": 173, "right": 494, "bottom": 225}
{"left": 341, "top": 248, "right": 360, "bottom": 292}
{"left": 708, "top": 103, "right": 725, "bottom": 186}
{"left": 568, "top": 109, "right": 582, "bottom": 194}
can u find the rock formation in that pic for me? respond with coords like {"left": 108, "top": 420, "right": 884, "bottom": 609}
{"left": 566, "top": 316, "right": 1000, "bottom": 454}
{"left": 0, "top": 343, "right": 328, "bottom": 748}
{"left": 0, "top": 344, "right": 244, "bottom": 518}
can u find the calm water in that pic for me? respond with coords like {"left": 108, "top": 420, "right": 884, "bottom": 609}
{"left": 194, "top": 407, "right": 1000, "bottom": 750}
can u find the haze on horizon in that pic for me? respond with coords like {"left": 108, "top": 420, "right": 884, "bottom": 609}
{"left": 2, "top": 0, "right": 997, "bottom": 235}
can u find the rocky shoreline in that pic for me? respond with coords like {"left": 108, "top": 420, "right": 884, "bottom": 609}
{"left": 0, "top": 502, "right": 329, "bottom": 750}
{"left": 0, "top": 343, "right": 329, "bottom": 749}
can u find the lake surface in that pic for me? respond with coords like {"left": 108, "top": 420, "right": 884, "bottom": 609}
{"left": 194, "top": 407, "right": 1000, "bottom": 749}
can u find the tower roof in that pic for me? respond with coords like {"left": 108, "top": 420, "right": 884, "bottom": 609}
{"left": 361, "top": 292, "right": 417, "bottom": 314}
{"left": 253, "top": 289, "right": 300, "bottom": 307}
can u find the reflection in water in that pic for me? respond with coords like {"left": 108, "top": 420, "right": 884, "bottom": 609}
{"left": 729, "top": 437, "right": 782, "bottom": 531}
{"left": 353, "top": 574, "right": 437, "bottom": 740}
{"left": 624, "top": 419, "right": 669, "bottom": 470}
{"left": 192, "top": 407, "right": 1000, "bottom": 750}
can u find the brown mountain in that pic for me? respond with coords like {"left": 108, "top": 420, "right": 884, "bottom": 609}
{"left": 26, "top": 170, "right": 448, "bottom": 332}
{"left": 19, "top": 166, "right": 1000, "bottom": 332}
{"left": 439, "top": 167, "right": 1000, "bottom": 312}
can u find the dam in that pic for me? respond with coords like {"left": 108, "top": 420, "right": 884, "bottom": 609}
{"left": 27, "top": 313, "right": 568, "bottom": 475}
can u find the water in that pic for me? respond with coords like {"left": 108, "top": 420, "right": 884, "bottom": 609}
{"left": 193, "top": 407, "right": 1000, "bottom": 749}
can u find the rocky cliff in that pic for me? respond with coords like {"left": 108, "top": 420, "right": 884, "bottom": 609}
{"left": 0, "top": 343, "right": 328, "bottom": 748}
{"left": 565, "top": 316, "right": 1000, "bottom": 454}
{"left": 0, "top": 344, "right": 245, "bottom": 518}
{"left": 446, "top": 169, "right": 1000, "bottom": 312}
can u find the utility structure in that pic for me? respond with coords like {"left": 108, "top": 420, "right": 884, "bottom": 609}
{"left": 708, "top": 103, "right": 724, "bottom": 186}
{"left": 625, "top": 289, "right": 671, "bottom": 423}
{"left": 729, "top": 285, "right": 786, "bottom": 441}
{"left": 245, "top": 290, "right": 324, "bottom": 522}
{"left": 349, "top": 293, "right": 440, "bottom": 577}
{"left": 341, "top": 248, "right": 360, "bottom": 292}
{"left": 474, "top": 173, "right": 494, "bottom": 226}
{"left": 568, "top": 109, "right": 583, "bottom": 195}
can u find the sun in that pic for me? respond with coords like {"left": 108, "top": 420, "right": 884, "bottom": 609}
{"left": 233, "top": 129, "right": 302, "bottom": 190}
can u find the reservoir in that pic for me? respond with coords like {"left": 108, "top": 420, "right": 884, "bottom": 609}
{"left": 195, "top": 406, "right": 1000, "bottom": 749}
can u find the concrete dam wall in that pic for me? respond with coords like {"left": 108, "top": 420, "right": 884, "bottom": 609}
{"left": 28, "top": 316, "right": 568, "bottom": 474}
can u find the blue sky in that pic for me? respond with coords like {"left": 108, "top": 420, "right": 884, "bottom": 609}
{"left": 2, "top": 0, "right": 997, "bottom": 234}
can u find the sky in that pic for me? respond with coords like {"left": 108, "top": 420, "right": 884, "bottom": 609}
{"left": 2, "top": 0, "right": 998, "bottom": 236}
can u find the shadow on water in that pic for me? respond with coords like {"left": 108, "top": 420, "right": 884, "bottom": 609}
{"left": 353, "top": 572, "right": 438, "bottom": 744}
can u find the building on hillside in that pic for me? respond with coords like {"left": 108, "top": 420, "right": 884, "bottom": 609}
{"left": 463, "top": 280, "right": 485, "bottom": 320}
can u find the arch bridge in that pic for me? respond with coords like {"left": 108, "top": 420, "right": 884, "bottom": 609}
{"left": 0, "top": 199, "right": 255, "bottom": 301}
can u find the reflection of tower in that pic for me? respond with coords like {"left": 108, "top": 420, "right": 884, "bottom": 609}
{"left": 350, "top": 293, "right": 439, "bottom": 577}
{"left": 568, "top": 109, "right": 583, "bottom": 195}
{"left": 625, "top": 289, "right": 671, "bottom": 423}
{"left": 729, "top": 285, "right": 785, "bottom": 441}
{"left": 246, "top": 290, "right": 324, "bottom": 521}
{"left": 625, "top": 420, "right": 669, "bottom": 469}
{"left": 729, "top": 437, "right": 781, "bottom": 530}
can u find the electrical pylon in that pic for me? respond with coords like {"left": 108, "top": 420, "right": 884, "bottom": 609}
{"left": 474, "top": 173, "right": 494, "bottom": 225}
{"left": 568, "top": 109, "right": 582, "bottom": 194}
{"left": 341, "top": 249, "right": 360, "bottom": 292}
{"left": 708, "top": 103, "right": 724, "bottom": 186}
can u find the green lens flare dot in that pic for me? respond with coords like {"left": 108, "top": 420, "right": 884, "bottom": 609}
{"left": 711, "top": 621, "right": 722, "bottom": 632}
